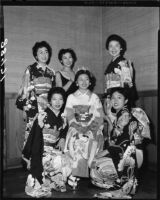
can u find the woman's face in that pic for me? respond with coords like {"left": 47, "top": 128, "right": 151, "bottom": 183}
{"left": 111, "top": 91, "right": 127, "bottom": 112}
{"left": 36, "top": 47, "right": 49, "bottom": 64}
{"left": 108, "top": 40, "right": 122, "bottom": 59}
{"left": 77, "top": 74, "right": 90, "bottom": 91}
{"left": 61, "top": 52, "right": 73, "bottom": 68}
{"left": 50, "top": 93, "right": 64, "bottom": 111}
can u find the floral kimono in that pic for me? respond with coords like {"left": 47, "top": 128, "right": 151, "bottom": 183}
{"left": 103, "top": 56, "right": 138, "bottom": 127}
{"left": 64, "top": 90, "right": 104, "bottom": 178}
{"left": 104, "top": 56, "right": 133, "bottom": 92}
{"left": 16, "top": 62, "right": 56, "bottom": 146}
{"left": 90, "top": 106, "right": 150, "bottom": 199}
{"left": 22, "top": 106, "right": 72, "bottom": 198}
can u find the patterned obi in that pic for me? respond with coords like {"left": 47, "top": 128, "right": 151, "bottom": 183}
{"left": 105, "top": 60, "right": 132, "bottom": 92}
{"left": 90, "top": 155, "right": 118, "bottom": 189}
{"left": 33, "top": 77, "right": 52, "bottom": 95}
{"left": 43, "top": 126, "right": 60, "bottom": 147}
{"left": 74, "top": 105, "right": 93, "bottom": 122}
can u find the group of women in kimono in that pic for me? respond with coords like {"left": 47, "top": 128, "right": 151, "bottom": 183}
{"left": 16, "top": 34, "right": 151, "bottom": 198}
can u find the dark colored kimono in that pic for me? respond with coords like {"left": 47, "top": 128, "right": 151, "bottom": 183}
{"left": 22, "top": 106, "right": 72, "bottom": 197}
{"left": 16, "top": 62, "right": 56, "bottom": 146}
{"left": 104, "top": 55, "right": 138, "bottom": 105}
{"left": 90, "top": 106, "right": 150, "bottom": 198}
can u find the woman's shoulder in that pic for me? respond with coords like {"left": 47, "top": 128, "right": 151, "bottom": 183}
{"left": 26, "top": 62, "right": 37, "bottom": 72}
{"left": 56, "top": 70, "right": 62, "bottom": 74}
{"left": 46, "top": 66, "right": 55, "bottom": 75}
{"left": 89, "top": 92, "right": 97, "bottom": 98}
{"left": 90, "top": 92, "right": 100, "bottom": 100}
{"left": 67, "top": 92, "right": 76, "bottom": 99}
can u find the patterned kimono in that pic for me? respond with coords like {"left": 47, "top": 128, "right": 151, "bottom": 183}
{"left": 90, "top": 106, "right": 150, "bottom": 199}
{"left": 64, "top": 90, "right": 104, "bottom": 178}
{"left": 103, "top": 56, "right": 138, "bottom": 136}
{"left": 104, "top": 56, "right": 133, "bottom": 93}
{"left": 16, "top": 62, "right": 56, "bottom": 146}
{"left": 22, "top": 106, "right": 72, "bottom": 198}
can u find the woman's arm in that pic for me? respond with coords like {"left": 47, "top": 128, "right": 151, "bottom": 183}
{"left": 103, "top": 112, "right": 113, "bottom": 136}
{"left": 55, "top": 71, "right": 73, "bottom": 92}
{"left": 22, "top": 154, "right": 31, "bottom": 170}
{"left": 16, "top": 67, "right": 33, "bottom": 110}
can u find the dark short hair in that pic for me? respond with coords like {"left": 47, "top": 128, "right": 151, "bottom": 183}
{"left": 58, "top": 48, "right": 77, "bottom": 69}
{"left": 106, "top": 34, "right": 127, "bottom": 56}
{"left": 47, "top": 87, "right": 66, "bottom": 104}
{"left": 32, "top": 41, "right": 52, "bottom": 64}
{"left": 74, "top": 69, "right": 96, "bottom": 91}
{"left": 109, "top": 87, "right": 132, "bottom": 110}
{"left": 109, "top": 87, "right": 129, "bottom": 99}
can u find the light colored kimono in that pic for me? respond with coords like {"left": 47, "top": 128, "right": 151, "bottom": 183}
{"left": 64, "top": 90, "right": 104, "bottom": 177}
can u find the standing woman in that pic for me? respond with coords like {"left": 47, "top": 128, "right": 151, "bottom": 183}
{"left": 103, "top": 34, "right": 138, "bottom": 128}
{"left": 104, "top": 34, "right": 138, "bottom": 105}
{"left": 16, "top": 41, "right": 56, "bottom": 147}
{"left": 56, "top": 48, "right": 77, "bottom": 96}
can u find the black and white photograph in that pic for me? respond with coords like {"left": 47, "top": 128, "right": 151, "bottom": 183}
{"left": 1, "top": 0, "right": 158, "bottom": 199}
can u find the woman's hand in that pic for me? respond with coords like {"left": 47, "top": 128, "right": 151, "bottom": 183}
{"left": 104, "top": 97, "right": 112, "bottom": 116}
{"left": 26, "top": 159, "right": 31, "bottom": 170}
{"left": 22, "top": 154, "right": 31, "bottom": 170}
{"left": 87, "top": 158, "right": 93, "bottom": 168}
{"left": 56, "top": 138, "right": 65, "bottom": 151}
{"left": 124, "top": 79, "right": 133, "bottom": 87}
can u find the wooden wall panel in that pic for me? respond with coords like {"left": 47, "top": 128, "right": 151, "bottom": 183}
{"left": 5, "top": 94, "right": 26, "bottom": 168}
{"left": 136, "top": 92, "right": 157, "bottom": 171}
{"left": 102, "top": 7, "right": 159, "bottom": 91}
{"left": 137, "top": 95, "right": 157, "bottom": 145}
{"left": 4, "top": 6, "right": 103, "bottom": 94}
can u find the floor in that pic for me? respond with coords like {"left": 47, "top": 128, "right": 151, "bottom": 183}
{"left": 2, "top": 166, "right": 157, "bottom": 199}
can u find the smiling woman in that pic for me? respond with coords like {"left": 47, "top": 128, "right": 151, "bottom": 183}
{"left": 15, "top": 41, "right": 56, "bottom": 149}
{"left": 56, "top": 48, "right": 77, "bottom": 96}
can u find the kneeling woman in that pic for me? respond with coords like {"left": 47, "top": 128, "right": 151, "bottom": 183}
{"left": 64, "top": 69, "right": 104, "bottom": 188}
{"left": 22, "top": 87, "right": 72, "bottom": 198}
{"left": 90, "top": 87, "right": 151, "bottom": 199}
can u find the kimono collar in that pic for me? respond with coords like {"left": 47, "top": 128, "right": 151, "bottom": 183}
{"left": 111, "top": 55, "right": 125, "bottom": 63}
{"left": 48, "top": 105, "right": 61, "bottom": 117}
{"left": 76, "top": 89, "right": 90, "bottom": 96}
{"left": 36, "top": 62, "right": 48, "bottom": 71}
{"left": 116, "top": 106, "right": 130, "bottom": 120}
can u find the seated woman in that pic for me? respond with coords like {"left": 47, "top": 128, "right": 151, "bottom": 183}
{"left": 63, "top": 68, "right": 104, "bottom": 189}
{"left": 90, "top": 87, "right": 150, "bottom": 199}
{"left": 22, "top": 87, "right": 72, "bottom": 198}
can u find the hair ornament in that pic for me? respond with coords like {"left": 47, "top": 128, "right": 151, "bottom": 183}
{"left": 75, "top": 66, "right": 89, "bottom": 73}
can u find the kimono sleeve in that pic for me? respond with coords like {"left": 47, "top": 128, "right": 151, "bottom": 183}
{"left": 15, "top": 67, "right": 31, "bottom": 110}
{"left": 92, "top": 94, "right": 104, "bottom": 125}
{"left": 64, "top": 94, "right": 75, "bottom": 124}
{"left": 59, "top": 124, "right": 68, "bottom": 139}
